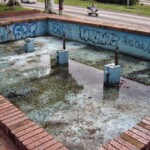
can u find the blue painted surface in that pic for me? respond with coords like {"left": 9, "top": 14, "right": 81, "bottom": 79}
{"left": 0, "top": 19, "right": 150, "bottom": 60}
{"left": 24, "top": 38, "right": 35, "bottom": 53}
{"left": 0, "top": 26, "right": 9, "bottom": 42}
{"left": 104, "top": 64, "right": 121, "bottom": 85}
{"left": 0, "top": 20, "right": 47, "bottom": 42}
{"left": 48, "top": 21, "right": 150, "bottom": 60}
{"left": 56, "top": 50, "right": 69, "bottom": 65}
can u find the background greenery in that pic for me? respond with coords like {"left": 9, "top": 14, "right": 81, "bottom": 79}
{"left": 0, "top": 0, "right": 150, "bottom": 16}
{"left": 95, "top": 0, "right": 139, "bottom": 6}
{"left": 53, "top": 0, "right": 150, "bottom": 16}
{"left": 0, "top": 4, "right": 27, "bottom": 12}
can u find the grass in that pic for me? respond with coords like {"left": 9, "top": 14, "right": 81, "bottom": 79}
{"left": 0, "top": 0, "right": 149, "bottom": 16}
{"left": 39, "top": 0, "right": 150, "bottom": 16}
{"left": 0, "top": 4, "right": 28, "bottom": 13}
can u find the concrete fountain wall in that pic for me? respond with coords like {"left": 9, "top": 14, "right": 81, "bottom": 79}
{"left": 0, "top": 20, "right": 47, "bottom": 42}
{"left": 0, "top": 16, "right": 150, "bottom": 60}
{"left": 48, "top": 21, "right": 150, "bottom": 60}
{"left": 0, "top": 14, "right": 150, "bottom": 150}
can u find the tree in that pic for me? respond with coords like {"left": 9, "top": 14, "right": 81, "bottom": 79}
{"left": 59, "top": 0, "right": 64, "bottom": 15}
{"left": 45, "top": 0, "right": 55, "bottom": 14}
{"left": 45, "top": 0, "right": 64, "bottom": 15}
{"left": 6, "top": 0, "right": 20, "bottom": 6}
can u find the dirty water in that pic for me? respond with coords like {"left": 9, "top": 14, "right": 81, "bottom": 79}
{"left": 0, "top": 36, "right": 150, "bottom": 85}
{"left": 0, "top": 36, "right": 150, "bottom": 150}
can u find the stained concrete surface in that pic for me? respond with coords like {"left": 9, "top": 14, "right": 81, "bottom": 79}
{"left": 1, "top": 36, "right": 149, "bottom": 84}
{"left": 0, "top": 36, "right": 150, "bottom": 150}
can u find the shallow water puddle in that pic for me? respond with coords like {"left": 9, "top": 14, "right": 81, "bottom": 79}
{"left": 1, "top": 36, "right": 149, "bottom": 84}
{"left": 0, "top": 36, "right": 150, "bottom": 150}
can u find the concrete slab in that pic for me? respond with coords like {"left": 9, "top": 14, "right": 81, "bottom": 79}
{"left": 0, "top": 36, "right": 150, "bottom": 150}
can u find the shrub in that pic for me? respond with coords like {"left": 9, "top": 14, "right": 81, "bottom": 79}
{"left": 95, "top": 0, "right": 139, "bottom": 5}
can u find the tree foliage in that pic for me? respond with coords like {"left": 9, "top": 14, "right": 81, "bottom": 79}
{"left": 95, "top": 0, "right": 139, "bottom": 5}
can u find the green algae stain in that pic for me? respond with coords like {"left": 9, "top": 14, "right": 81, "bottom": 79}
{"left": 6, "top": 66, "right": 83, "bottom": 114}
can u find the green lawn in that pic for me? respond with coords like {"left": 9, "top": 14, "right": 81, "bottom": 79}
{"left": 40, "top": 0, "right": 150, "bottom": 16}
{"left": 0, "top": 0, "right": 150, "bottom": 16}
{"left": 0, "top": 4, "right": 27, "bottom": 13}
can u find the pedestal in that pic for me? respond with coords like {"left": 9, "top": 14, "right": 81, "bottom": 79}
{"left": 24, "top": 38, "right": 35, "bottom": 53}
{"left": 104, "top": 63, "right": 121, "bottom": 86}
{"left": 56, "top": 50, "right": 68, "bottom": 65}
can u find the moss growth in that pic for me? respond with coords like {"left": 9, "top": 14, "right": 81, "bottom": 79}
{"left": 4, "top": 66, "right": 83, "bottom": 113}
{"left": 124, "top": 69, "right": 150, "bottom": 85}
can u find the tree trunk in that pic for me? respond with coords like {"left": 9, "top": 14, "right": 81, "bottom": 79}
{"left": 6, "top": 0, "right": 20, "bottom": 6}
{"left": 45, "top": 0, "right": 55, "bottom": 14}
{"left": 59, "top": 0, "right": 64, "bottom": 15}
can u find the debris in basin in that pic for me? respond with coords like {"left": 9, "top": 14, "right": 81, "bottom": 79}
{"left": 0, "top": 36, "right": 150, "bottom": 150}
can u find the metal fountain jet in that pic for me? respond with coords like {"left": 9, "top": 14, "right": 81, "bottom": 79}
{"left": 115, "top": 46, "right": 119, "bottom": 66}
{"left": 63, "top": 33, "right": 66, "bottom": 50}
